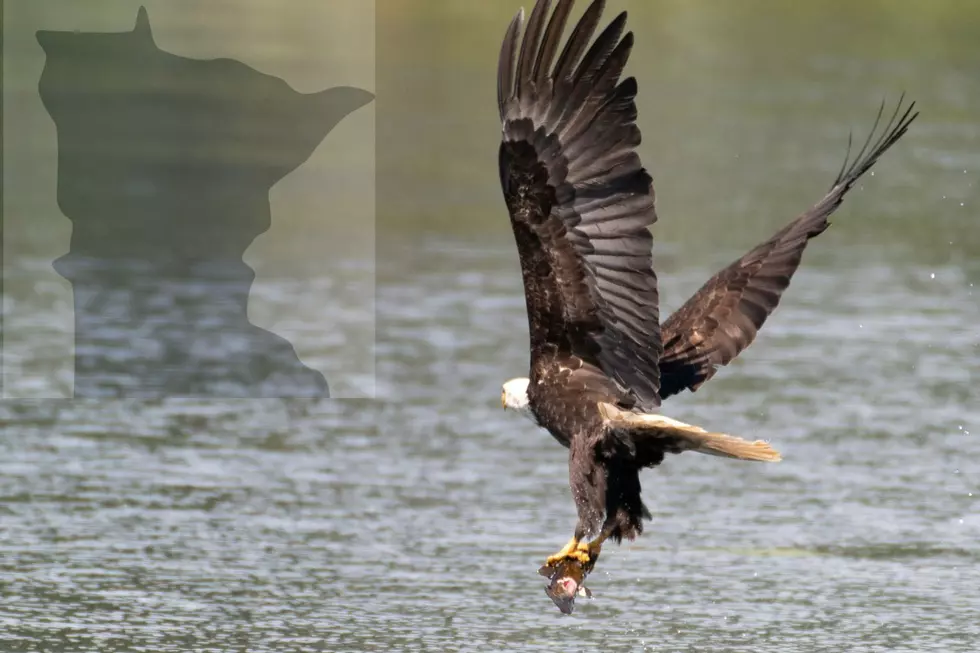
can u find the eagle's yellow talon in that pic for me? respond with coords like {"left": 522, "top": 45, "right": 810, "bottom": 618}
{"left": 545, "top": 537, "right": 580, "bottom": 567}
{"left": 576, "top": 539, "right": 603, "bottom": 561}
{"left": 545, "top": 536, "right": 604, "bottom": 567}
{"left": 567, "top": 548, "right": 591, "bottom": 564}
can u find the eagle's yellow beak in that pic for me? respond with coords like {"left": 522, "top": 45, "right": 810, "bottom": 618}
{"left": 501, "top": 390, "right": 506, "bottom": 409}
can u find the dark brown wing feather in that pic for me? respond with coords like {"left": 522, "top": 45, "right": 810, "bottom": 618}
{"left": 498, "top": 0, "right": 663, "bottom": 410}
{"left": 658, "top": 98, "right": 918, "bottom": 400}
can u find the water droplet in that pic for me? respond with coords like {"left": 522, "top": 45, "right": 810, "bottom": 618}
{"left": 930, "top": 272, "right": 936, "bottom": 279}
{"left": 960, "top": 202, "right": 965, "bottom": 207}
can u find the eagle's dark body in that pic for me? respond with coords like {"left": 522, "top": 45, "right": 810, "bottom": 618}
{"left": 526, "top": 356, "right": 658, "bottom": 543}
{"left": 497, "top": 0, "right": 917, "bottom": 562}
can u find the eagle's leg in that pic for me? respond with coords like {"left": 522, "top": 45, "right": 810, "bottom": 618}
{"left": 574, "top": 530, "right": 609, "bottom": 560}
{"left": 545, "top": 435, "right": 619, "bottom": 566}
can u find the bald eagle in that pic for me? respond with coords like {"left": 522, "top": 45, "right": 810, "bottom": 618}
{"left": 496, "top": 0, "right": 917, "bottom": 583}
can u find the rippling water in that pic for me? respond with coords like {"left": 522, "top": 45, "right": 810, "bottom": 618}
{"left": 3, "top": 0, "right": 980, "bottom": 651}
{"left": 3, "top": 247, "right": 977, "bottom": 651}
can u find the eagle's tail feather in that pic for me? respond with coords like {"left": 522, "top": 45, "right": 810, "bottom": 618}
{"left": 596, "top": 402, "right": 782, "bottom": 462}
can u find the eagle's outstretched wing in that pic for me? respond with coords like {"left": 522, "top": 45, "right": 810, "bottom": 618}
{"left": 658, "top": 98, "right": 918, "bottom": 400}
{"left": 498, "top": 0, "right": 663, "bottom": 409}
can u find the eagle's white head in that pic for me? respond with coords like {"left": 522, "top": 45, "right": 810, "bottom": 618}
{"left": 501, "top": 377, "right": 536, "bottom": 424}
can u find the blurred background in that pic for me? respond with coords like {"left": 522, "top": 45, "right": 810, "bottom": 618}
{"left": 2, "top": 0, "right": 979, "bottom": 651}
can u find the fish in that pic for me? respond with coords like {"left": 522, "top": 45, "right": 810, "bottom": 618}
{"left": 537, "top": 553, "right": 597, "bottom": 614}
